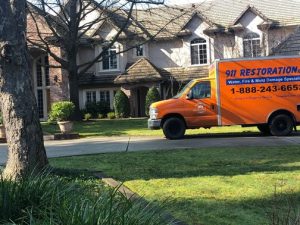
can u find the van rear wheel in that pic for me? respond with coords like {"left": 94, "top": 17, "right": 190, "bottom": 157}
{"left": 269, "top": 114, "right": 293, "bottom": 136}
{"left": 163, "top": 117, "right": 186, "bottom": 140}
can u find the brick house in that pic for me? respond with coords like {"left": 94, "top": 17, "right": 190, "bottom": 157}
{"left": 28, "top": 0, "right": 300, "bottom": 119}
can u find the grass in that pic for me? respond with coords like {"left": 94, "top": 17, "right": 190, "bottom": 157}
{"left": 0, "top": 171, "right": 171, "bottom": 225}
{"left": 50, "top": 146, "right": 300, "bottom": 225}
{"left": 42, "top": 118, "right": 262, "bottom": 137}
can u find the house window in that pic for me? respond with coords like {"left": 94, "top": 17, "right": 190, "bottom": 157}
{"left": 102, "top": 46, "right": 118, "bottom": 70}
{"left": 100, "top": 90, "right": 110, "bottom": 102}
{"left": 191, "top": 38, "right": 208, "bottom": 65}
{"left": 243, "top": 33, "right": 261, "bottom": 57}
{"left": 86, "top": 91, "right": 97, "bottom": 103}
{"left": 35, "top": 55, "right": 50, "bottom": 120}
{"left": 135, "top": 45, "right": 144, "bottom": 57}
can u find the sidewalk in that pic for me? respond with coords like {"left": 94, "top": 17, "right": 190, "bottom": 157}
{"left": 0, "top": 134, "right": 299, "bottom": 165}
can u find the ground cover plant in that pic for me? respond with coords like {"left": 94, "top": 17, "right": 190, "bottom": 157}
{"left": 0, "top": 171, "right": 171, "bottom": 225}
{"left": 50, "top": 146, "right": 300, "bottom": 225}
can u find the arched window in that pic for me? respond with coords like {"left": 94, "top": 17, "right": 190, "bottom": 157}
{"left": 191, "top": 38, "right": 208, "bottom": 65}
{"left": 243, "top": 33, "right": 261, "bottom": 57}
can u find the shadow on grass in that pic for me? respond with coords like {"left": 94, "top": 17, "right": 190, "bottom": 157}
{"left": 184, "top": 131, "right": 300, "bottom": 139}
{"left": 42, "top": 119, "right": 148, "bottom": 137}
{"left": 50, "top": 146, "right": 300, "bottom": 181}
{"left": 167, "top": 191, "right": 300, "bottom": 225}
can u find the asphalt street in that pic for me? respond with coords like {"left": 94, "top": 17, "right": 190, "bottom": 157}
{"left": 0, "top": 134, "right": 299, "bottom": 165}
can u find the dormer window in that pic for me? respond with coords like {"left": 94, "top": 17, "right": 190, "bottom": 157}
{"left": 191, "top": 38, "right": 208, "bottom": 65}
{"left": 243, "top": 32, "right": 261, "bottom": 57}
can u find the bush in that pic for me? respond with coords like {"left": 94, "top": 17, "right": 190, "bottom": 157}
{"left": 107, "top": 112, "right": 116, "bottom": 119}
{"left": 85, "top": 101, "right": 110, "bottom": 118}
{"left": 0, "top": 171, "right": 171, "bottom": 225}
{"left": 113, "top": 90, "right": 130, "bottom": 118}
{"left": 84, "top": 113, "right": 92, "bottom": 121}
{"left": 98, "top": 113, "right": 105, "bottom": 119}
{"left": 48, "top": 101, "right": 75, "bottom": 122}
{"left": 145, "top": 87, "right": 161, "bottom": 116}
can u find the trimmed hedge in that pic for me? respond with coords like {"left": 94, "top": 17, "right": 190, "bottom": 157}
{"left": 113, "top": 90, "right": 130, "bottom": 118}
{"left": 145, "top": 87, "right": 161, "bottom": 116}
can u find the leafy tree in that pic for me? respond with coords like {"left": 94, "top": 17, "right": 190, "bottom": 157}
{"left": 0, "top": 0, "right": 48, "bottom": 179}
{"left": 27, "top": 0, "right": 173, "bottom": 119}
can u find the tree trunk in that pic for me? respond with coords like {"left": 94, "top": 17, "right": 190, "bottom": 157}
{"left": 69, "top": 71, "right": 81, "bottom": 120}
{"left": 0, "top": 1, "right": 48, "bottom": 179}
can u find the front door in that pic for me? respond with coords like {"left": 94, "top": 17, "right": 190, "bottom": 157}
{"left": 33, "top": 55, "right": 51, "bottom": 121}
{"left": 184, "top": 81, "right": 217, "bottom": 127}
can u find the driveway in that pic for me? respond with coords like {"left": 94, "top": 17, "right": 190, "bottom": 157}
{"left": 0, "top": 133, "right": 299, "bottom": 165}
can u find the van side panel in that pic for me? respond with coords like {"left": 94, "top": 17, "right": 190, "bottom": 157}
{"left": 218, "top": 57, "right": 300, "bottom": 125}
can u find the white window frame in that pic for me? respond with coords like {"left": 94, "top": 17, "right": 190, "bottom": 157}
{"left": 33, "top": 55, "right": 51, "bottom": 121}
{"left": 190, "top": 37, "right": 208, "bottom": 66}
{"left": 85, "top": 90, "right": 97, "bottom": 104}
{"left": 83, "top": 88, "right": 118, "bottom": 109}
{"left": 97, "top": 44, "right": 120, "bottom": 72}
{"left": 243, "top": 32, "right": 262, "bottom": 58}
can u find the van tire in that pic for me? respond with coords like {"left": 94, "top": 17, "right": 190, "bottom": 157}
{"left": 163, "top": 117, "right": 186, "bottom": 140}
{"left": 269, "top": 114, "right": 293, "bottom": 136}
{"left": 257, "top": 124, "right": 270, "bottom": 135}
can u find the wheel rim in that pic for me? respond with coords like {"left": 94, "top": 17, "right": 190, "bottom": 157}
{"left": 274, "top": 119, "right": 288, "bottom": 132}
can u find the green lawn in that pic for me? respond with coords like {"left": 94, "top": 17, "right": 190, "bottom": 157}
{"left": 50, "top": 146, "right": 300, "bottom": 225}
{"left": 42, "top": 118, "right": 262, "bottom": 137}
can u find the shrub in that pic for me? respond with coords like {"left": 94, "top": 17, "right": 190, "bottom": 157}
{"left": 113, "top": 90, "right": 130, "bottom": 118}
{"left": 48, "top": 101, "right": 75, "bottom": 122}
{"left": 98, "top": 113, "right": 105, "bottom": 119}
{"left": 0, "top": 171, "right": 171, "bottom": 225}
{"left": 85, "top": 101, "right": 110, "bottom": 118}
{"left": 145, "top": 87, "right": 161, "bottom": 116}
{"left": 84, "top": 113, "right": 92, "bottom": 121}
{"left": 107, "top": 112, "right": 116, "bottom": 119}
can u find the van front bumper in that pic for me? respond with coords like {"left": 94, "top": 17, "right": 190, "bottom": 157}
{"left": 148, "top": 119, "right": 161, "bottom": 130}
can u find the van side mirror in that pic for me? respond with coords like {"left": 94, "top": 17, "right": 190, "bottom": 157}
{"left": 186, "top": 90, "right": 193, "bottom": 100}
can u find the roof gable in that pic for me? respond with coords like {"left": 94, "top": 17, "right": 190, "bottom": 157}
{"left": 233, "top": 5, "right": 269, "bottom": 26}
{"left": 114, "top": 58, "right": 163, "bottom": 84}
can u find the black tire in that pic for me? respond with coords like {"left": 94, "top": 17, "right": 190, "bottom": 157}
{"left": 269, "top": 114, "right": 294, "bottom": 136}
{"left": 163, "top": 117, "right": 186, "bottom": 140}
{"left": 257, "top": 124, "right": 270, "bottom": 135}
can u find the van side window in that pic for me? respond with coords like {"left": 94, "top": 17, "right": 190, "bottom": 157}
{"left": 191, "top": 82, "right": 211, "bottom": 99}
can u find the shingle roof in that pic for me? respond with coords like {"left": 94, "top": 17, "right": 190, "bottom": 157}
{"left": 271, "top": 27, "right": 300, "bottom": 56}
{"left": 119, "top": 0, "right": 300, "bottom": 40}
{"left": 114, "top": 58, "right": 163, "bottom": 84}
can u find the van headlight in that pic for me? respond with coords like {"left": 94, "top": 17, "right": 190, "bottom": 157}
{"left": 149, "top": 107, "right": 158, "bottom": 120}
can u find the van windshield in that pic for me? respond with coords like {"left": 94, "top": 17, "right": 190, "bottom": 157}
{"left": 173, "top": 80, "right": 194, "bottom": 99}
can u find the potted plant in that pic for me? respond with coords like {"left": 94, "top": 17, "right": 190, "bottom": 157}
{"left": 0, "top": 112, "right": 5, "bottom": 138}
{"left": 49, "top": 101, "right": 75, "bottom": 134}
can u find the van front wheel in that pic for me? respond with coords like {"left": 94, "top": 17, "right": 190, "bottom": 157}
{"left": 269, "top": 114, "right": 293, "bottom": 136}
{"left": 163, "top": 117, "right": 186, "bottom": 140}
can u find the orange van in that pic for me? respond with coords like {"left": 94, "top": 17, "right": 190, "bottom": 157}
{"left": 148, "top": 56, "right": 300, "bottom": 139}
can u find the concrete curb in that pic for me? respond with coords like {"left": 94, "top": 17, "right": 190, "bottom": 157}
{"left": 94, "top": 173, "right": 188, "bottom": 225}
